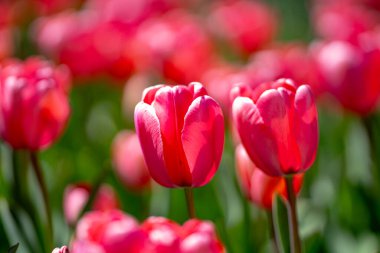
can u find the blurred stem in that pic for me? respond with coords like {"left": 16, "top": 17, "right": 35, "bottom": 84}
{"left": 285, "top": 176, "right": 301, "bottom": 253}
{"left": 12, "top": 150, "right": 45, "bottom": 253}
{"left": 184, "top": 188, "right": 196, "bottom": 219}
{"left": 29, "top": 151, "right": 53, "bottom": 250}
{"left": 267, "top": 210, "right": 280, "bottom": 253}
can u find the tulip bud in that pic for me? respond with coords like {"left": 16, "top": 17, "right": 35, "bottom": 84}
{"left": 134, "top": 82, "right": 224, "bottom": 188}
{"left": 52, "top": 246, "right": 69, "bottom": 253}
{"left": 232, "top": 79, "right": 319, "bottom": 177}
{"left": 63, "top": 183, "right": 119, "bottom": 225}
{"left": 0, "top": 57, "right": 70, "bottom": 150}
{"left": 112, "top": 130, "right": 151, "bottom": 191}
{"left": 235, "top": 144, "right": 303, "bottom": 209}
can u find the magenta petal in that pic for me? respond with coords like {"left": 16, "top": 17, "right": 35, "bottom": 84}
{"left": 142, "top": 84, "right": 165, "bottom": 104}
{"left": 182, "top": 96, "right": 224, "bottom": 187}
{"left": 134, "top": 102, "right": 173, "bottom": 187}
{"left": 232, "top": 96, "right": 282, "bottom": 176}
{"left": 294, "top": 85, "right": 318, "bottom": 171}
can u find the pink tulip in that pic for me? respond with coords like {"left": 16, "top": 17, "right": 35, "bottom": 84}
{"left": 181, "top": 219, "right": 225, "bottom": 253}
{"left": 235, "top": 144, "right": 303, "bottom": 209}
{"left": 232, "top": 79, "right": 318, "bottom": 177}
{"left": 313, "top": 38, "right": 380, "bottom": 115}
{"left": 73, "top": 210, "right": 146, "bottom": 253}
{"left": 52, "top": 246, "right": 69, "bottom": 253}
{"left": 0, "top": 57, "right": 70, "bottom": 150}
{"left": 135, "top": 82, "right": 224, "bottom": 188}
{"left": 112, "top": 130, "right": 151, "bottom": 191}
{"left": 208, "top": 0, "right": 277, "bottom": 55}
{"left": 63, "top": 184, "right": 119, "bottom": 225}
{"left": 141, "top": 217, "right": 182, "bottom": 252}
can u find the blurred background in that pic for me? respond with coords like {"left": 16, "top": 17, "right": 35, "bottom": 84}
{"left": 1, "top": 0, "right": 380, "bottom": 252}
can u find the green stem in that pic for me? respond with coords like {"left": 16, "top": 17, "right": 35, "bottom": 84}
{"left": 29, "top": 151, "right": 53, "bottom": 250}
{"left": 285, "top": 176, "right": 302, "bottom": 253}
{"left": 184, "top": 188, "right": 196, "bottom": 219}
{"left": 267, "top": 210, "right": 281, "bottom": 253}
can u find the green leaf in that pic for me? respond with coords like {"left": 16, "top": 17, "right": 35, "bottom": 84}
{"left": 8, "top": 243, "right": 19, "bottom": 253}
{"left": 272, "top": 194, "right": 290, "bottom": 253}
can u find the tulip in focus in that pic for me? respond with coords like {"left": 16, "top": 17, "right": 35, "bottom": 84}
{"left": 135, "top": 82, "right": 224, "bottom": 188}
{"left": 63, "top": 183, "right": 119, "bottom": 225}
{"left": 52, "top": 246, "right": 69, "bottom": 253}
{"left": 112, "top": 130, "right": 151, "bottom": 191}
{"left": 232, "top": 79, "right": 318, "bottom": 177}
{"left": 235, "top": 144, "right": 303, "bottom": 209}
{"left": 0, "top": 57, "right": 70, "bottom": 150}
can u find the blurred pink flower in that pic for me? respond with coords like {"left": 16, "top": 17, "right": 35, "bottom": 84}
{"left": 134, "top": 10, "right": 216, "bottom": 83}
{"left": 313, "top": 37, "right": 380, "bottom": 115}
{"left": 134, "top": 82, "right": 224, "bottom": 188}
{"left": 72, "top": 210, "right": 146, "bottom": 253}
{"left": 112, "top": 130, "right": 151, "bottom": 191}
{"left": 208, "top": 0, "right": 277, "bottom": 55}
{"left": 0, "top": 57, "right": 70, "bottom": 150}
{"left": 64, "top": 183, "right": 119, "bottom": 225}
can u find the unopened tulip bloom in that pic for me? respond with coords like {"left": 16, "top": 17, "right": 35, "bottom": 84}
{"left": 0, "top": 57, "right": 70, "bottom": 150}
{"left": 135, "top": 82, "right": 224, "bottom": 188}
{"left": 52, "top": 246, "right": 69, "bottom": 253}
{"left": 232, "top": 79, "right": 318, "bottom": 177}
{"left": 235, "top": 144, "right": 303, "bottom": 209}
{"left": 112, "top": 130, "right": 151, "bottom": 191}
{"left": 64, "top": 184, "right": 119, "bottom": 225}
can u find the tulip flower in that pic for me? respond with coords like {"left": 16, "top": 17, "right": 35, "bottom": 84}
{"left": 72, "top": 210, "right": 146, "bottom": 253}
{"left": 208, "top": 0, "right": 277, "bottom": 55}
{"left": 52, "top": 246, "right": 69, "bottom": 253}
{"left": 63, "top": 183, "right": 119, "bottom": 225}
{"left": 232, "top": 78, "right": 318, "bottom": 177}
{"left": 0, "top": 57, "right": 71, "bottom": 150}
{"left": 135, "top": 82, "right": 224, "bottom": 218}
{"left": 232, "top": 79, "right": 318, "bottom": 253}
{"left": 112, "top": 130, "right": 151, "bottom": 191}
{"left": 134, "top": 82, "right": 224, "bottom": 188}
{"left": 313, "top": 39, "right": 380, "bottom": 115}
{"left": 235, "top": 144, "right": 303, "bottom": 210}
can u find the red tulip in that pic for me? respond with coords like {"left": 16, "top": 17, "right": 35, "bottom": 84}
{"left": 63, "top": 183, "right": 119, "bottom": 225}
{"left": 0, "top": 57, "right": 70, "bottom": 150}
{"left": 52, "top": 246, "right": 69, "bottom": 253}
{"left": 232, "top": 79, "right": 318, "bottom": 177}
{"left": 235, "top": 144, "right": 303, "bottom": 209}
{"left": 112, "top": 130, "right": 151, "bottom": 191}
{"left": 134, "top": 82, "right": 224, "bottom": 188}
{"left": 72, "top": 210, "right": 146, "bottom": 253}
{"left": 208, "top": 0, "right": 277, "bottom": 55}
{"left": 313, "top": 39, "right": 380, "bottom": 115}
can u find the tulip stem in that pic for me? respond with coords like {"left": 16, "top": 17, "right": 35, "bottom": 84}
{"left": 30, "top": 151, "right": 53, "bottom": 250}
{"left": 184, "top": 188, "right": 196, "bottom": 219}
{"left": 267, "top": 210, "right": 281, "bottom": 253}
{"left": 285, "top": 176, "right": 302, "bottom": 253}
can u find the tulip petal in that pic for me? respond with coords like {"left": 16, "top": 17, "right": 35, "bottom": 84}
{"left": 256, "top": 88, "right": 301, "bottom": 174}
{"left": 232, "top": 96, "right": 282, "bottom": 176}
{"left": 152, "top": 86, "right": 193, "bottom": 186}
{"left": 294, "top": 85, "right": 318, "bottom": 171}
{"left": 182, "top": 96, "right": 224, "bottom": 187}
{"left": 134, "top": 102, "right": 173, "bottom": 187}
{"left": 142, "top": 84, "right": 165, "bottom": 104}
